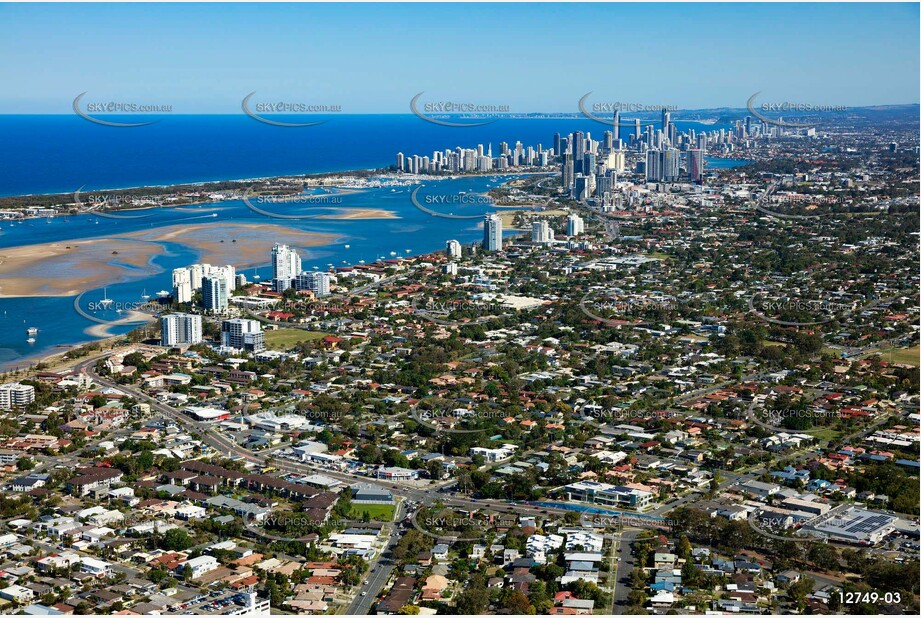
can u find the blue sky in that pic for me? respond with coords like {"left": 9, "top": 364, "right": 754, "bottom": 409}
{"left": 1, "top": 2, "right": 918, "bottom": 113}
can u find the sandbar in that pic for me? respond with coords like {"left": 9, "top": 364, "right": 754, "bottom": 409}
{"left": 123, "top": 222, "right": 339, "bottom": 266}
{"left": 0, "top": 222, "right": 338, "bottom": 298}
{"left": 85, "top": 310, "right": 156, "bottom": 338}
{"left": 0, "top": 238, "right": 166, "bottom": 298}
{"left": 316, "top": 208, "right": 397, "bottom": 220}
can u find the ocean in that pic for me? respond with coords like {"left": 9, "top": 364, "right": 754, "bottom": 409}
{"left": 0, "top": 114, "right": 744, "bottom": 369}
{"left": 0, "top": 115, "right": 741, "bottom": 196}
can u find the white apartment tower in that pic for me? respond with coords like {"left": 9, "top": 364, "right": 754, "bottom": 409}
{"left": 0, "top": 383, "right": 35, "bottom": 410}
{"left": 532, "top": 220, "right": 555, "bottom": 244}
{"left": 294, "top": 271, "right": 331, "bottom": 297}
{"left": 567, "top": 213, "right": 584, "bottom": 237}
{"left": 161, "top": 313, "right": 203, "bottom": 346}
{"left": 172, "top": 268, "right": 193, "bottom": 304}
{"left": 272, "top": 244, "right": 302, "bottom": 292}
{"left": 221, "top": 318, "right": 265, "bottom": 352}
{"left": 483, "top": 214, "right": 503, "bottom": 252}
{"left": 202, "top": 276, "right": 229, "bottom": 312}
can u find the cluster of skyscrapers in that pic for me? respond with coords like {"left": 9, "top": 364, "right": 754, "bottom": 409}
{"left": 644, "top": 148, "right": 681, "bottom": 182}
{"left": 409, "top": 111, "right": 788, "bottom": 254}
{"left": 599, "top": 108, "right": 756, "bottom": 153}
{"left": 557, "top": 108, "right": 721, "bottom": 203}
{"left": 397, "top": 112, "right": 798, "bottom": 211}
{"left": 559, "top": 128, "right": 627, "bottom": 203}
{"left": 397, "top": 141, "right": 551, "bottom": 174}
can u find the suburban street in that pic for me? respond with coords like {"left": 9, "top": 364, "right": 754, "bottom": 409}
{"left": 71, "top": 331, "right": 910, "bottom": 614}
{"left": 341, "top": 508, "right": 403, "bottom": 615}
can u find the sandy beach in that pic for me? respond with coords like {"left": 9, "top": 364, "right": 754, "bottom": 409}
{"left": 0, "top": 222, "right": 339, "bottom": 298}
{"left": 0, "top": 238, "right": 168, "bottom": 298}
{"left": 84, "top": 309, "right": 156, "bottom": 338}
{"left": 124, "top": 222, "right": 339, "bottom": 267}
{"left": 316, "top": 208, "right": 397, "bottom": 220}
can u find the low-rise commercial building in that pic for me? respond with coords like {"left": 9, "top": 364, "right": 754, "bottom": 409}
{"left": 561, "top": 481, "right": 655, "bottom": 511}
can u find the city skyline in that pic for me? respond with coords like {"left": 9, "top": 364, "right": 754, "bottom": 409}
{"left": 0, "top": 3, "right": 917, "bottom": 616}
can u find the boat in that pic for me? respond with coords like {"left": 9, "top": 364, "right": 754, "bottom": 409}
{"left": 26, "top": 338, "right": 36, "bottom": 344}
{"left": 141, "top": 288, "right": 150, "bottom": 300}
{"left": 26, "top": 327, "right": 38, "bottom": 336}
{"left": 156, "top": 290, "right": 170, "bottom": 298}
{"left": 344, "top": 244, "right": 350, "bottom": 249}
{"left": 99, "top": 288, "right": 113, "bottom": 308}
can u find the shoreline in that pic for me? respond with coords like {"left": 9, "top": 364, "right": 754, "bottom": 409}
{"left": 0, "top": 222, "right": 341, "bottom": 298}
{"left": 0, "top": 332, "right": 134, "bottom": 373}
{"left": 84, "top": 309, "right": 156, "bottom": 338}
{"left": 0, "top": 170, "right": 541, "bottom": 366}
{"left": 0, "top": 168, "right": 555, "bottom": 212}
{"left": 0, "top": 166, "right": 389, "bottom": 200}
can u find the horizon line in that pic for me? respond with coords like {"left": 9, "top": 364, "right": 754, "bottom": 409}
{"left": 1, "top": 103, "right": 919, "bottom": 117}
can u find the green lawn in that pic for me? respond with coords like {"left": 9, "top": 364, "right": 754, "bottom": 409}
{"left": 263, "top": 329, "right": 327, "bottom": 350}
{"left": 808, "top": 427, "right": 842, "bottom": 443}
{"left": 348, "top": 503, "right": 395, "bottom": 521}
{"left": 865, "top": 346, "right": 920, "bottom": 367}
